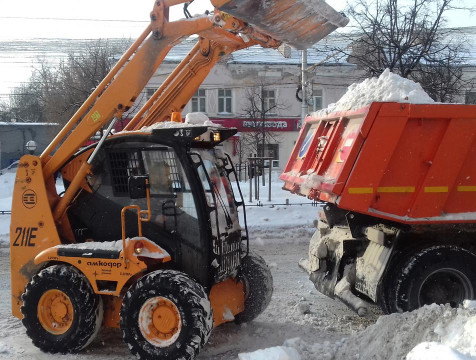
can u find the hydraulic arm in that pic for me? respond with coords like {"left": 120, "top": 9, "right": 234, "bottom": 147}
{"left": 40, "top": 1, "right": 279, "bottom": 228}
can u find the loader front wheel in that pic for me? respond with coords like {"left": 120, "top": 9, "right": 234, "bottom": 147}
{"left": 235, "top": 251, "right": 273, "bottom": 324}
{"left": 21, "top": 265, "right": 103, "bottom": 353}
{"left": 120, "top": 270, "right": 213, "bottom": 360}
{"left": 389, "top": 245, "right": 476, "bottom": 313}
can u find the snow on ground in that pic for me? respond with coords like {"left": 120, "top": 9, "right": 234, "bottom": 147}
{"left": 315, "top": 68, "right": 435, "bottom": 117}
{"left": 235, "top": 171, "right": 318, "bottom": 231}
{"left": 239, "top": 303, "right": 476, "bottom": 360}
{"left": 0, "top": 171, "right": 475, "bottom": 359}
{"left": 0, "top": 173, "right": 15, "bottom": 245}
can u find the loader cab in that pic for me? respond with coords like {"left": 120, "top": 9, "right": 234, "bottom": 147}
{"left": 65, "top": 126, "right": 247, "bottom": 288}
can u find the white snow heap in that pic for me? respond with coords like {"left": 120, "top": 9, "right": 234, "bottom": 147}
{"left": 406, "top": 343, "right": 474, "bottom": 360}
{"left": 315, "top": 68, "right": 435, "bottom": 117}
{"left": 185, "top": 112, "right": 218, "bottom": 126}
{"left": 336, "top": 303, "right": 476, "bottom": 360}
{"left": 137, "top": 121, "right": 200, "bottom": 132}
{"left": 246, "top": 304, "right": 476, "bottom": 360}
{"left": 238, "top": 346, "right": 301, "bottom": 360}
{"left": 130, "top": 112, "right": 220, "bottom": 133}
{"left": 299, "top": 173, "right": 336, "bottom": 195}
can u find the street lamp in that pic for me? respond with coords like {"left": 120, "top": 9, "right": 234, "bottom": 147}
{"left": 26, "top": 140, "right": 37, "bottom": 155}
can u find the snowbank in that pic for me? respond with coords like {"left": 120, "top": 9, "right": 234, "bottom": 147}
{"left": 315, "top": 68, "right": 435, "bottom": 117}
{"left": 235, "top": 172, "right": 318, "bottom": 230}
{"left": 238, "top": 346, "right": 301, "bottom": 360}
{"left": 407, "top": 343, "right": 474, "bottom": 360}
{"left": 245, "top": 303, "right": 476, "bottom": 360}
{"left": 0, "top": 173, "right": 15, "bottom": 199}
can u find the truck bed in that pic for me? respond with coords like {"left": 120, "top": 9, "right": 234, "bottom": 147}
{"left": 281, "top": 102, "right": 476, "bottom": 224}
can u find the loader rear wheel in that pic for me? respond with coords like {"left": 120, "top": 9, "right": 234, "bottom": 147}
{"left": 388, "top": 246, "right": 476, "bottom": 313}
{"left": 235, "top": 251, "right": 273, "bottom": 324}
{"left": 120, "top": 270, "right": 213, "bottom": 360}
{"left": 21, "top": 265, "right": 103, "bottom": 353}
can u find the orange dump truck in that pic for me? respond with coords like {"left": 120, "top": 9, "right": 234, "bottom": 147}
{"left": 281, "top": 102, "right": 476, "bottom": 314}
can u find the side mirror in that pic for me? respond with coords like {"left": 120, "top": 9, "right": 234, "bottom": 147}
{"left": 128, "top": 175, "right": 149, "bottom": 199}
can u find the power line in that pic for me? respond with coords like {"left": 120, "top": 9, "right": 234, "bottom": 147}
{"left": 0, "top": 16, "right": 149, "bottom": 23}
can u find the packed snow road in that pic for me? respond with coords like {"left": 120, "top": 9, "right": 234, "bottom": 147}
{"left": 0, "top": 226, "right": 378, "bottom": 359}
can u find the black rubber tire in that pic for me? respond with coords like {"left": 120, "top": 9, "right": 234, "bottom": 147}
{"left": 377, "top": 282, "right": 393, "bottom": 315}
{"left": 235, "top": 251, "right": 273, "bottom": 324}
{"left": 120, "top": 270, "right": 213, "bottom": 360}
{"left": 21, "top": 264, "right": 103, "bottom": 353}
{"left": 378, "top": 248, "right": 408, "bottom": 315}
{"left": 387, "top": 245, "right": 476, "bottom": 313}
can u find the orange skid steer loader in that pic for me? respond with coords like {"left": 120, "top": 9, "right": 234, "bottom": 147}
{"left": 10, "top": 0, "right": 348, "bottom": 359}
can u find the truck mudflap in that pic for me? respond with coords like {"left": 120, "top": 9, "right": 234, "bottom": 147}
{"left": 299, "top": 223, "right": 374, "bottom": 316}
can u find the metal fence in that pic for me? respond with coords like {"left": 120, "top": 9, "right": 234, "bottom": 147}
{"left": 246, "top": 200, "right": 322, "bottom": 207}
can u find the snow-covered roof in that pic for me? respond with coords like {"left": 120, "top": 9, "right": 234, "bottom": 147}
{"left": 164, "top": 35, "right": 353, "bottom": 66}
{"left": 163, "top": 27, "right": 476, "bottom": 66}
{"left": 459, "top": 27, "right": 476, "bottom": 66}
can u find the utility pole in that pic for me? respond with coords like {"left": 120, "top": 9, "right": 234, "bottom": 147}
{"left": 300, "top": 49, "right": 308, "bottom": 128}
{"left": 299, "top": 45, "right": 350, "bottom": 127}
{"left": 261, "top": 85, "right": 265, "bottom": 159}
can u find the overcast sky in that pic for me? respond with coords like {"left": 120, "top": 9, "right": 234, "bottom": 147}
{"left": 0, "top": 0, "right": 473, "bottom": 41}
{"left": 0, "top": 0, "right": 474, "bottom": 99}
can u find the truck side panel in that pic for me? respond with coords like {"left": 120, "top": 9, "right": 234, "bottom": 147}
{"left": 281, "top": 102, "right": 476, "bottom": 224}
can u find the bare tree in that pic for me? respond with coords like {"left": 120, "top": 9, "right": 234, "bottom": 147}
{"left": 239, "top": 84, "right": 286, "bottom": 164}
{"left": 337, "top": 0, "right": 475, "bottom": 101}
{"left": 6, "top": 39, "right": 130, "bottom": 125}
{"left": 8, "top": 81, "right": 46, "bottom": 123}
{"left": 0, "top": 100, "right": 10, "bottom": 122}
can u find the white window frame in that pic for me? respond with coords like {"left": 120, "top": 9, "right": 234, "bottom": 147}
{"left": 263, "top": 89, "right": 277, "bottom": 115}
{"left": 191, "top": 89, "right": 207, "bottom": 113}
{"left": 311, "top": 88, "right": 323, "bottom": 111}
{"left": 218, "top": 89, "right": 233, "bottom": 114}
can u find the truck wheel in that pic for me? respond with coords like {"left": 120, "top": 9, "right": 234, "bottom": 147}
{"left": 21, "top": 265, "right": 103, "bottom": 353}
{"left": 120, "top": 270, "right": 213, "bottom": 360}
{"left": 235, "top": 251, "right": 273, "bottom": 324}
{"left": 389, "top": 245, "right": 476, "bottom": 313}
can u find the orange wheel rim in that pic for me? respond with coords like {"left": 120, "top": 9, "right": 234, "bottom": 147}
{"left": 37, "top": 289, "right": 74, "bottom": 335}
{"left": 139, "top": 297, "right": 182, "bottom": 347}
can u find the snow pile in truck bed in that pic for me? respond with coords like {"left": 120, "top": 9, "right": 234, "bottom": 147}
{"left": 314, "top": 68, "right": 435, "bottom": 117}
{"left": 299, "top": 173, "right": 335, "bottom": 195}
{"left": 242, "top": 302, "right": 476, "bottom": 360}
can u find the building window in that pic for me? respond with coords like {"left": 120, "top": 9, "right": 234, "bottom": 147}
{"left": 191, "top": 89, "right": 206, "bottom": 113}
{"left": 257, "top": 143, "right": 279, "bottom": 160}
{"left": 263, "top": 89, "right": 276, "bottom": 115}
{"left": 312, "top": 89, "right": 323, "bottom": 111}
{"left": 466, "top": 91, "right": 476, "bottom": 104}
{"left": 218, "top": 89, "right": 232, "bottom": 114}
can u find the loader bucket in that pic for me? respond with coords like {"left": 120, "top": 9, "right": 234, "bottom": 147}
{"left": 211, "top": 0, "right": 349, "bottom": 49}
